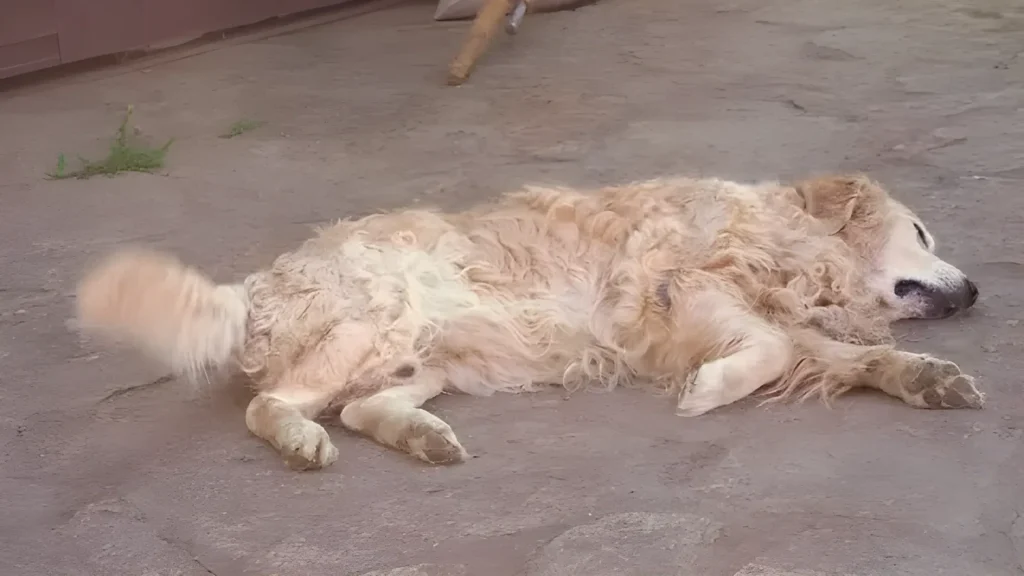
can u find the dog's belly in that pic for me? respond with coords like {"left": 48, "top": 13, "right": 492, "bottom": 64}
{"left": 424, "top": 283, "right": 610, "bottom": 396}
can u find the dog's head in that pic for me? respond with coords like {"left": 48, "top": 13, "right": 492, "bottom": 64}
{"left": 795, "top": 175, "right": 978, "bottom": 320}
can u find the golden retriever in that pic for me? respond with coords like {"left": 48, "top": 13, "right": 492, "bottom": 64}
{"left": 76, "top": 174, "right": 983, "bottom": 470}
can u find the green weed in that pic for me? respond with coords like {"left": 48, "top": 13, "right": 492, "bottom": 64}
{"left": 48, "top": 105, "right": 173, "bottom": 180}
{"left": 220, "top": 119, "right": 264, "bottom": 139}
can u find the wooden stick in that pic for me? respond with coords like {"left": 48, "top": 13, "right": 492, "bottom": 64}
{"left": 447, "top": 0, "right": 515, "bottom": 86}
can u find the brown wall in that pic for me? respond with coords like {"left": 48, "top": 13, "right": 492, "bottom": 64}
{"left": 0, "top": 0, "right": 61, "bottom": 78}
{"left": 0, "top": 0, "right": 352, "bottom": 79}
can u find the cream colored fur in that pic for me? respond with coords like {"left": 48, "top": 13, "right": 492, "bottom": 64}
{"left": 76, "top": 174, "right": 984, "bottom": 470}
{"left": 77, "top": 249, "right": 248, "bottom": 381}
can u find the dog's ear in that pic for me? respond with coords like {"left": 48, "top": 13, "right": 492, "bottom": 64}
{"left": 794, "top": 175, "right": 874, "bottom": 235}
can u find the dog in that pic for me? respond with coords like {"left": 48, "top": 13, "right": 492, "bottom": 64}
{"left": 76, "top": 174, "right": 983, "bottom": 470}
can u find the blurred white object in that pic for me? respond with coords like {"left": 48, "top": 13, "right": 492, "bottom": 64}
{"left": 506, "top": 0, "right": 528, "bottom": 34}
{"left": 435, "top": 0, "right": 587, "bottom": 22}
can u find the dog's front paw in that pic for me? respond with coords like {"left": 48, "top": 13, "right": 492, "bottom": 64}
{"left": 277, "top": 420, "right": 339, "bottom": 470}
{"left": 397, "top": 415, "right": 468, "bottom": 465}
{"left": 903, "top": 356, "right": 984, "bottom": 410}
{"left": 676, "top": 361, "right": 726, "bottom": 418}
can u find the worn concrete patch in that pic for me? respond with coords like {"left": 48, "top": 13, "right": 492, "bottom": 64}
{"left": 359, "top": 565, "right": 467, "bottom": 576}
{"left": 734, "top": 566, "right": 833, "bottom": 576}
{"left": 524, "top": 512, "right": 723, "bottom": 576}
{"left": 742, "top": 526, "right": 995, "bottom": 575}
{"left": 1011, "top": 512, "right": 1024, "bottom": 573}
{"left": 53, "top": 498, "right": 213, "bottom": 576}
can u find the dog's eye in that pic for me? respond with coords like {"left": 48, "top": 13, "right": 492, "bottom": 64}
{"left": 913, "top": 223, "right": 929, "bottom": 248}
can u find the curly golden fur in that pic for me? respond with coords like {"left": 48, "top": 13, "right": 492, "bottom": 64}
{"left": 76, "top": 174, "right": 983, "bottom": 470}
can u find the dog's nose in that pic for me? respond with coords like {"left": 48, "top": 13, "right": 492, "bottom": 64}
{"left": 964, "top": 279, "right": 979, "bottom": 307}
{"left": 894, "top": 279, "right": 927, "bottom": 298}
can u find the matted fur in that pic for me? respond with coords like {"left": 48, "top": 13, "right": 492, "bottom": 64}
{"left": 76, "top": 174, "right": 983, "bottom": 469}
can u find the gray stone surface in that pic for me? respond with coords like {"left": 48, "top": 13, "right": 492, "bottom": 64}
{"left": 525, "top": 512, "right": 724, "bottom": 575}
{"left": 1, "top": 0, "right": 1022, "bottom": 574}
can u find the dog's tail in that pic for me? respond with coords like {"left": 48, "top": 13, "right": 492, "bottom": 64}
{"left": 76, "top": 248, "right": 249, "bottom": 379}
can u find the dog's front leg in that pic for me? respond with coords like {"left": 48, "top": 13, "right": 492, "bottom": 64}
{"left": 787, "top": 332, "right": 985, "bottom": 410}
{"left": 246, "top": 389, "right": 340, "bottom": 470}
{"left": 675, "top": 301, "right": 794, "bottom": 417}
{"left": 340, "top": 369, "right": 468, "bottom": 465}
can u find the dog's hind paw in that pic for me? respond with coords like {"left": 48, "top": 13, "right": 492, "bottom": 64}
{"left": 278, "top": 420, "right": 340, "bottom": 471}
{"left": 903, "top": 356, "right": 985, "bottom": 410}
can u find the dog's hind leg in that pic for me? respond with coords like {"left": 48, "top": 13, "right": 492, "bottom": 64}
{"left": 245, "top": 323, "right": 388, "bottom": 471}
{"left": 246, "top": 387, "right": 340, "bottom": 471}
{"left": 675, "top": 297, "right": 794, "bottom": 417}
{"left": 340, "top": 368, "right": 468, "bottom": 465}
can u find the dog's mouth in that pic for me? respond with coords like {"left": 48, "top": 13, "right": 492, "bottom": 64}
{"left": 894, "top": 278, "right": 979, "bottom": 319}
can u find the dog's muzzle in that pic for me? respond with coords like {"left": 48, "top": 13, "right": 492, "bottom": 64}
{"left": 895, "top": 277, "right": 979, "bottom": 318}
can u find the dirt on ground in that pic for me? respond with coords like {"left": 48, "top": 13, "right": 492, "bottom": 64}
{"left": 1, "top": 0, "right": 1022, "bottom": 574}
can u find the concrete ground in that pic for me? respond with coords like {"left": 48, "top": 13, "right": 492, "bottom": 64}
{"left": 1, "top": 0, "right": 1022, "bottom": 574}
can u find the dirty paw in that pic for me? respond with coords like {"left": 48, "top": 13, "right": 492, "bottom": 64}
{"left": 397, "top": 418, "right": 468, "bottom": 465}
{"left": 676, "top": 361, "right": 725, "bottom": 418}
{"left": 905, "top": 356, "right": 985, "bottom": 410}
{"left": 277, "top": 420, "right": 339, "bottom": 470}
